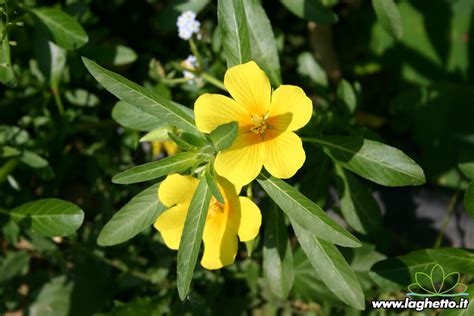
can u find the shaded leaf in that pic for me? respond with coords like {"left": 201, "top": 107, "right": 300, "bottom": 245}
{"left": 30, "top": 7, "right": 88, "bottom": 49}
{"left": 0, "top": 251, "right": 30, "bottom": 284}
{"left": 281, "top": 0, "right": 338, "bottom": 25}
{"left": 243, "top": 0, "right": 281, "bottom": 85}
{"left": 209, "top": 122, "right": 238, "bottom": 151}
{"left": 372, "top": 0, "right": 403, "bottom": 40}
{"left": 291, "top": 221, "right": 365, "bottom": 309}
{"left": 29, "top": 276, "right": 73, "bottom": 316}
{"left": 263, "top": 205, "right": 294, "bottom": 299}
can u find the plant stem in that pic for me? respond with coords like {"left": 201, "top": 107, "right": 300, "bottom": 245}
{"left": 201, "top": 72, "right": 226, "bottom": 91}
{"left": 434, "top": 189, "right": 460, "bottom": 248}
{"left": 189, "top": 37, "right": 204, "bottom": 70}
{"left": 51, "top": 84, "right": 64, "bottom": 116}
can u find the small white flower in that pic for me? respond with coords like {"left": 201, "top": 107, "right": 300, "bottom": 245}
{"left": 181, "top": 55, "right": 199, "bottom": 83}
{"left": 176, "top": 10, "right": 201, "bottom": 41}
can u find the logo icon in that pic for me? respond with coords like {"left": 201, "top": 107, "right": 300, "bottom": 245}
{"left": 407, "top": 264, "right": 469, "bottom": 297}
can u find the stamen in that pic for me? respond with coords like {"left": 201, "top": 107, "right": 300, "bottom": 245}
{"left": 250, "top": 114, "right": 268, "bottom": 134}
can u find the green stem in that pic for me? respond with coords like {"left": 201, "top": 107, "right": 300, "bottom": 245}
{"left": 189, "top": 37, "right": 204, "bottom": 70}
{"left": 201, "top": 73, "right": 226, "bottom": 91}
{"left": 51, "top": 84, "right": 64, "bottom": 116}
{"left": 161, "top": 77, "right": 193, "bottom": 85}
{"left": 434, "top": 189, "right": 460, "bottom": 248}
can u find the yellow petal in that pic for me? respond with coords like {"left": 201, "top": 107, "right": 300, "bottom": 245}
{"left": 268, "top": 85, "right": 313, "bottom": 131}
{"left": 163, "top": 141, "right": 179, "bottom": 156}
{"left": 158, "top": 174, "right": 198, "bottom": 207}
{"left": 263, "top": 131, "right": 306, "bottom": 179}
{"left": 201, "top": 212, "right": 238, "bottom": 270}
{"left": 154, "top": 203, "right": 188, "bottom": 250}
{"left": 224, "top": 61, "right": 271, "bottom": 115}
{"left": 214, "top": 132, "right": 264, "bottom": 187}
{"left": 236, "top": 197, "right": 261, "bottom": 242}
{"left": 194, "top": 93, "right": 250, "bottom": 133}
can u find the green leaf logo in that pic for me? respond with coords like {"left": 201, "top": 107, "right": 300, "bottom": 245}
{"left": 407, "top": 264, "right": 469, "bottom": 297}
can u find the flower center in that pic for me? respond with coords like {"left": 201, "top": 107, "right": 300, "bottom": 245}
{"left": 250, "top": 113, "right": 269, "bottom": 134}
{"left": 208, "top": 197, "right": 226, "bottom": 216}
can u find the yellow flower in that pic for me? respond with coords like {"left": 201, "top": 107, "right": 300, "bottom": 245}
{"left": 154, "top": 173, "right": 262, "bottom": 270}
{"left": 151, "top": 140, "right": 179, "bottom": 158}
{"left": 194, "top": 61, "right": 313, "bottom": 186}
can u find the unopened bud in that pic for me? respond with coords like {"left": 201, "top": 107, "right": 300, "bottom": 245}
{"left": 8, "top": 41, "right": 16, "bottom": 46}
{"left": 15, "top": 21, "right": 24, "bottom": 27}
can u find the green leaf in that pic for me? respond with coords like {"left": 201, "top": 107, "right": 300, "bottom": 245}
{"left": 217, "top": 0, "right": 251, "bottom": 67}
{"left": 297, "top": 52, "right": 328, "bottom": 87}
{"left": 140, "top": 126, "right": 173, "bottom": 143}
{"left": 307, "top": 136, "right": 426, "bottom": 186}
{"left": 209, "top": 122, "right": 238, "bottom": 151}
{"left": 204, "top": 164, "right": 224, "bottom": 204}
{"left": 337, "top": 79, "right": 357, "bottom": 114}
{"left": 459, "top": 161, "right": 474, "bottom": 180}
{"left": 263, "top": 205, "right": 294, "bottom": 299}
{"left": 112, "top": 152, "right": 200, "bottom": 184}
{"left": 464, "top": 182, "right": 474, "bottom": 217}
{"left": 257, "top": 173, "right": 360, "bottom": 247}
{"left": 281, "top": 0, "right": 338, "bottom": 25}
{"left": 0, "top": 18, "right": 16, "bottom": 87}
{"left": 98, "top": 183, "right": 166, "bottom": 246}
{"left": 426, "top": 248, "right": 474, "bottom": 275}
{"left": 30, "top": 7, "right": 88, "bottom": 50}
{"left": 82, "top": 57, "right": 199, "bottom": 135}
{"left": 243, "top": 0, "right": 281, "bottom": 85}
{"left": 10, "top": 199, "right": 84, "bottom": 237}
{"left": 112, "top": 101, "right": 164, "bottom": 131}
{"left": 0, "top": 251, "right": 30, "bottom": 284}
{"left": 20, "top": 150, "right": 49, "bottom": 169}
{"left": 64, "top": 89, "right": 100, "bottom": 107}
{"left": 29, "top": 276, "right": 73, "bottom": 316}
{"left": 177, "top": 177, "right": 211, "bottom": 300}
{"left": 334, "top": 165, "right": 382, "bottom": 234}
{"left": 371, "top": 248, "right": 474, "bottom": 291}
{"left": 372, "top": 0, "right": 403, "bottom": 40}
{"left": 291, "top": 221, "right": 365, "bottom": 309}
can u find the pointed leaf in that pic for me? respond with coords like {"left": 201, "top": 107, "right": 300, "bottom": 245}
{"left": 372, "top": 0, "right": 403, "bottom": 40}
{"left": 307, "top": 136, "right": 426, "bottom": 186}
{"left": 82, "top": 57, "right": 199, "bottom": 135}
{"left": 112, "top": 101, "right": 165, "bottom": 132}
{"left": 177, "top": 177, "right": 211, "bottom": 300}
{"left": 30, "top": 8, "right": 88, "bottom": 49}
{"left": 0, "top": 18, "right": 16, "bottom": 87}
{"left": 112, "top": 152, "right": 200, "bottom": 184}
{"left": 217, "top": 0, "right": 251, "bottom": 67}
{"left": 204, "top": 164, "right": 224, "bottom": 204}
{"left": 257, "top": 172, "right": 360, "bottom": 247}
{"left": 263, "top": 205, "right": 294, "bottom": 299}
{"left": 98, "top": 183, "right": 165, "bottom": 246}
{"left": 209, "top": 121, "right": 238, "bottom": 151}
{"left": 335, "top": 165, "right": 382, "bottom": 234}
{"left": 243, "top": 0, "right": 281, "bottom": 85}
{"left": 291, "top": 221, "right": 365, "bottom": 309}
{"left": 281, "top": 0, "right": 338, "bottom": 25}
{"left": 10, "top": 199, "right": 84, "bottom": 237}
